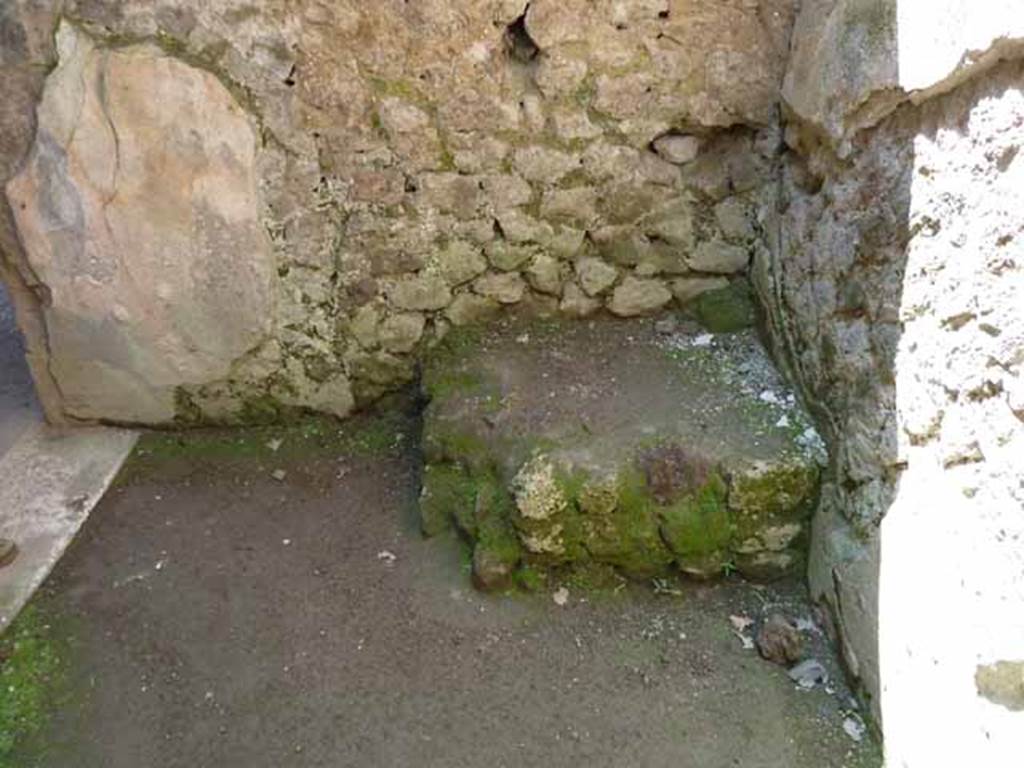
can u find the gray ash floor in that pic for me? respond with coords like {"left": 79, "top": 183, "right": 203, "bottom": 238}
{"left": 12, "top": 406, "right": 880, "bottom": 768}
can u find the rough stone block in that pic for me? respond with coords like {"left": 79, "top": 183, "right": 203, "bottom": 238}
{"left": 420, "top": 317, "right": 823, "bottom": 586}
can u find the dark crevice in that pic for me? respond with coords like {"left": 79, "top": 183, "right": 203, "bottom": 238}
{"left": 504, "top": 7, "right": 539, "bottom": 64}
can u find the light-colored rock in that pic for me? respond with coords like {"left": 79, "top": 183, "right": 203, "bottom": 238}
{"left": 414, "top": 173, "right": 483, "bottom": 219}
{"left": 525, "top": 254, "right": 565, "bottom": 296}
{"left": 512, "top": 145, "right": 581, "bottom": 184}
{"left": 652, "top": 134, "right": 701, "bottom": 164}
{"left": 377, "top": 97, "right": 443, "bottom": 171}
{"left": 607, "top": 277, "right": 672, "bottom": 317}
{"left": 379, "top": 313, "right": 425, "bottom": 354}
{"left": 576, "top": 257, "right": 619, "bottom": 297}
{"left": 485, "top": 241, "right": 536, "bottom": 272}
{"left": 495, "top": 209, "right": 555, "bottom": 245}
{"left": 5, "top": 24, "right": 273, "bottom": 423}
{"left": 687, "top": 241, "right": 750, "bottom": 274}
{"left": 473, "top": 273, "right": 526, "bottom": 304}
{"left": 480, "top": 173, "right": 533, "bottom": 209}
{"left": 446, "top": 293, "right": 500, "bottom": 326}
{"left": 670, "top": 276, "right": 730, "bottom": 306}
{"left": 350, "top": 304, "right": 382, "bottom": 349}
{"left": 533, "top": 50, "right": 589, "bottom": 98}
{"left": 714, "top": 198, "right": 756, "bottom": 241}
{"left": 559, "top": 283, "right": 601, "bottom": 318}
{"left": 540, "top": 187, "right": 599, "bottom": 225}
{"left": 385, "top": 274, "right": 452, "bottom": 311}
{"left": 550, "top": 109, "right": 603, "bottom": 141}
{"left": 437, "top": 241, "right": 488, "bottom": 286}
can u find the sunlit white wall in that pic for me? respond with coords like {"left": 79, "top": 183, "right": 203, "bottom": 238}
{"left": 883, "top": 6, "right": 1024, "bottom": 762}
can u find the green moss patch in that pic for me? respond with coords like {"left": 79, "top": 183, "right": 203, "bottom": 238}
{"left": 0, "top": 606, "right": 70, "bottom": 765}
{"left": 693, "top": 281, "right": 756, "bottom": 333}
{"left": 116, "top": 410, "right": 411, "bottom": 487}
{"left": 659, "top": 473, "right": 731, "bottom": 575}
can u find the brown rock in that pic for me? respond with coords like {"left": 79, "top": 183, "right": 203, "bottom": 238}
{"left": 756, "top": 614, "right": 803, "bottom": 666}
{"left": 471, "top": 546, "right": 515, "bottom": 591}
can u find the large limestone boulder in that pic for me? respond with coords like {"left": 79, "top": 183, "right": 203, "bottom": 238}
{"left": 419, "top": 316, "right": 824, "bottom": 587}
{"left": 6, "top": 23, "right": 274, "bottom": 423}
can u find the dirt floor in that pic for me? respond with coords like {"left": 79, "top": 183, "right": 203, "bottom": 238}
{"left": 6, "top": 403, "right": 881, "bottom": 768}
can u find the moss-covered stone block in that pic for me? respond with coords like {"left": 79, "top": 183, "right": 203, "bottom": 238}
{"left": 659, "top": 472, "right": 732, "bottom": 577}
{"left": 580, "top": 470, "right": 675, "bottom": 577}
{"left": 419, "top": 463, "right": 475, "bottom": 537}
{"left": 419, "top": 316, "right": 824, "bottom": 588}
{"left": 693, "top": 280, "right": 756, "bottom": 333}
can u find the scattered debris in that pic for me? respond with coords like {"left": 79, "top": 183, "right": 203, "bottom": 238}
{"left": 654, "top": 317, "right": 679, "bottom": 336}
{"left": 377, "top": 550, "right": 397, "bottom": 565}
{"left": 266, "top": 438, "right": 283, "bottom": 452}
{"left": 552, "top": 587, "right": 570, "bottom": 606}
{"left": 651, "top": 578, "right": 682, "bottom": 596}
{"left": 692, "top": 333, "right": 714, "bottom": 347}
{"left": 271, "top": 469, "right": 287, "bottom": 482}
{"left": 788, "top": 658, "right": 828, "bottom": 689}
{"left": 775, "top": 414, "right": 790, "bottom": 429}
{"left": 729, "top": 614, "right": 754, "bottom": 632}
{"left": 794, "top": 616, "right": 820, "bottom": 634}
{"left": 842, "top": 715, "right": 866, "bottom": 742}
{"left": 282, "top": 538, "right": 292, "bottom": 546}
{"left": 729, "top": 614, "right": 755, "bottom": 649}
{"left": 756, "top": 614, "right": 803, "bottom": 666}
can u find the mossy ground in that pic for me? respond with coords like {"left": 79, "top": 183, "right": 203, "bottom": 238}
{"left": 115, "top": 405, "right": 413, "bottom": 487}
{"left": 0, "top": 606, "right": 72, "bottom": 766}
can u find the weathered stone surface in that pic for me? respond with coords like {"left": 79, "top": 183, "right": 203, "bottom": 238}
{"left": 652, "top": 134, "right": 701, "bottom": 164}
{"left": 670, "top": 276, "right": 730, "bottom": 306}
{"left": 437, "top": 241, "right": 488, "bottom": 286}
{"left": 1, "top": 1, "right": 789, "bottom": 424}
{"left": 575, "top": 257, "right": 619, "bottom": 297}
{"left": 784, "top": 0, "right": 1024, "bottom": 152}
{"left": 485, "top": 241, "right": 535, "bottom": 272}
{"left": 756, "top": 615, "right": 804, "bottom": 666}
{"left": 5, "top": 23, "right": 273, "bottom": 424}
{"left": 714, "top": 198, "right": 755, "bottom": 241}
{"left": 692, "top": 281, "right": 757, "bottom": 333}
{"left": 525, "top": 254, "right": 565, "bottom": 296}
{"left": 385, "top": 274, "right": 452, "bottom": 312}
{"left": 559, "top": 283, "right": 601, "bottom": 318}
{"left": 688, "top": 241, "right": 750, "bottom": 275}
{"left": 379, "top": 313, "right": 425, "bottom": 354}
{"left": 762, "top": 9, "right": 1024, "bottom": 755}
{"left": 473, "top": 273, "right": 526, "bottom": 305}
{"left": 607, "top": 277, "right": 673, "bottom": 317}
{"left": 975, "top": 661, "right": 1024, "bottom": 712}
{"left": 446, "top": 293, "right": 499, "bottom": 327}
{"left": 420, "top": 317, "right": 823, "bottom": 582}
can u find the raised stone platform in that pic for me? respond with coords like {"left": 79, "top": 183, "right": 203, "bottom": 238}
{"left": 419, "top": 315, "right": 825, "bottom": 589}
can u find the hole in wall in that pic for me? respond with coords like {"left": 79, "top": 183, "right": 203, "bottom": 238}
{"left": 504, "top": 7, "right": 539, "bottom": 64}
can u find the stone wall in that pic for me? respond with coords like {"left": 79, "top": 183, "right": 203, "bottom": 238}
{"left": 1, "top": 0, "right": 796, "bottom": 425}
{"left": 4, "top": 1, "right": 1024, "bottom": 761}
{"left": 757, "top": 0, "right": 1024, "bottom": 762}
